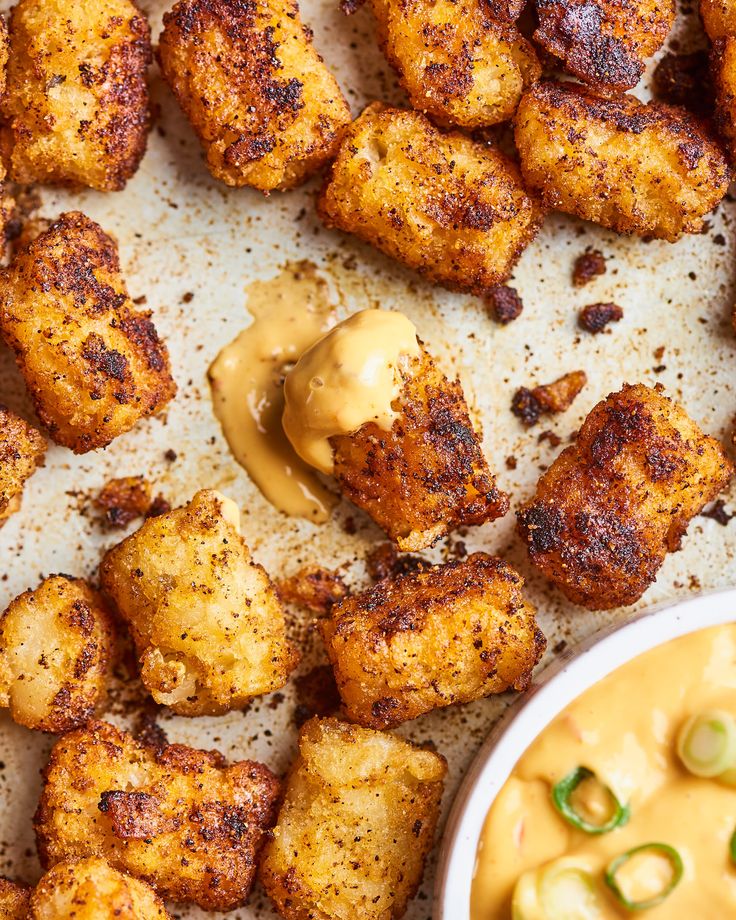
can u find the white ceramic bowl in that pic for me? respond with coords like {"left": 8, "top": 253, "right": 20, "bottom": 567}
{"left": 433, "top": 587, "right": 736, "bottom": 920}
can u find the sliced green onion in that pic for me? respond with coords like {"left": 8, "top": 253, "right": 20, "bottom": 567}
{"left": 718, "top": 765, "right": 736, "bottom": 786}
{"left": 677, "top": 709, "right": 736, "bottom": 778}
{"left": 605, "top": 843, "right": 683, "bottom": 911}
{"left": 552, "top": 767, "right": 630, "bottom": 834}
{"left": 730, "top": 827, "right": 736, "bottom": 866}
{"left": 512, "top": 859, "right": 602, "bottom": 920}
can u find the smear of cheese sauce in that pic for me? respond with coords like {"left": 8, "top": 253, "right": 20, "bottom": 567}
{"left": 471, "top": 624, "right": 736, "bottom": 918}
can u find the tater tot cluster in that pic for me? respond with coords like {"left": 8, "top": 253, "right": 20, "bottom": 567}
{"left": 0, "top": 407, "right": 46, "bottom": 525}
{"left": 0, "top": 575, "right": 115, "bottom": 733}
{"left": 515, "top": 80, "right": 730, "bottom": 241}
{"left": 329, "top": 345, "right": 509, "bottom": 550}
{"left": 28, "top": 858, "right": 170, "bottom": 920}
{"left": 0, "top": 212, "right": 176, "bottom": 453}
{"left": 517, "top": 383, "right": 734, "bottom": 609}
{"left": 0, "top": 0, "right": 151, "bottom": 191}
{"left": 534, "top": 0, "right": 675, "bottom": 92}
{"left": 34, "top": 720, "right": 280, "bottom": 911}
{"left": 318, "top": 104, "right": 544, "bottom": 293}
{"left": 260, "top": 717, "right": 446, "bottom": 920}
{"left": 320, "top": 553, "right": 546, "bottom": 729}
{"left": 370, "top": 0, "right": 540, "bottom": 128}
{"left": 100, "top": 489, "right": 299, "bottom": 715}
{"left": 158, "top": 0, "right": 352, "bottom": 191}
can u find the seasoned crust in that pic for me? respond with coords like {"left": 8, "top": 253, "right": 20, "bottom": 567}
{"left": 259, "top": 717, "right": 446, "bottom": 920}
{"left": 370, "top": 0, "right": 540, "bottom": 129}
{"left": 34, "top": 720, "right": 280, "bottom": 911}
{"left": 29, "top": 858, "right": 170, "bottom": 920}
{"left": 0, "top": 407, "right": 46, "bottom": 525}
{"left": 0, "top": 0, "right": 151, "bottom": 191}
{"left": 0, "top": 575, "right": 115, "bottom": 733}
{"left": 0, "top": 212, "right": 176, "bottom": 453}
{"left": 0, "top": 878, "right": 30, "bottom": 920}
{"left": 534, "top": 0, "right": 674, "bottom": 93}
{"left": 317, "top": 104, "right": 545, "bottom": 293}
{"left": 100, "top": 489, "right": 299, "bottom": 716}
{"left": 711, "top": 39, "right": 736, "bottom": 161}
{"left": 514, "top": 80, "right": 730, "bottom": 241}
{"left": 331, "top": 346, "right": 509, "bottom": 550}
{"left": 700, "top": 0, "right": 736, "bottom": 39}
{"left": 517, "top": 383, "right": 734, "bottom": 609}
{"left": 158, "top": 0, "right": 351, "bottom": 191}
{"left": 320, "top": 553, "right": 546, "bottom": 729}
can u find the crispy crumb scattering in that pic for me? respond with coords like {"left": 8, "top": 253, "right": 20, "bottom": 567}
{"left": 579, "top": 302, "right": 624, "bottom": 333}
{"left": 572, "top": 249, "right": 607, "bottom": 286}
{"left": 95, "top": 476, "right": 152, "bottom": 529}
{"left": 512, "top": 371, "right": 588, "bottom": 427}
{"left": 486, "top": 285, "right": 524, "bottom": 324}
{"left": 277, "top": 567, "right": 349, "bottom": 614}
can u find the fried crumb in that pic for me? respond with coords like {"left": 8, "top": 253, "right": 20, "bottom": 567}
{"left": 579, "top": 302, "right": 624, "bottom": 333}
{"left": 652, "top": 51, "right": 712, "bottom": 116}
{"left": 145, "top": 495, "right": 171, "bottom": 519}
{"left": 512, "top": 371, "right": 588, "bottom": 427}
{"left": 572, "top": 249, "right": 606, "bottom": 286}
{"left": 538, "top": 429, "right": 562, "bottom": 447}
{"left": 701, "top": 498, "right": 734, "bottom": 525}
{"left": 95, "top": 477, "right": 152, "bottom": 529}
{"left": 365, "top": 543, "right": 430, "bottom": 582}
{"left": 277, "top": 567, "right": 349, "bottom": 614}
{"left": 485, "top": 285, "right": 524, "bottom": 324}
{"left": 505, "top": 455, "right": 517, "bottom": 469}
{"left": 293, "top": 665, "right": 342, "bottom": 727}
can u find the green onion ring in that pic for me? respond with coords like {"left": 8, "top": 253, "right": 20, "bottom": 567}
{"left": 605, "top": 843, "right": 683, "bottom": 911}
{"left": 552, "top": 767, "right": 630, "bottom": 835}
{"left": 730, "top": 827, "right": 736, "bottom": 866}
{"left": 676, "top": 709, "right": 736, "bottom": 778}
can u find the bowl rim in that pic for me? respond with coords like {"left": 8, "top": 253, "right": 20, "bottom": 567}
{"left": 432, "top": 586, "right": 736, "bottom": 920}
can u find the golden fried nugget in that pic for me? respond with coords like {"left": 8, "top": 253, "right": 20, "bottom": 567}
{"left": 320, "top": 553, "right": 546, "bottom": 729}
{"left": 515, "top": 80, "right": 729, "bottom": 241}
{"left": 100, "top": 489, "right": 299, "bottom": 716}
{"left": 0, "top": 407, "right": 46, "bottom": 525}
{"left": 158, "top": 0, "right": 351, "bottom": 191}
{"left": 259, "top": 717, "right": 446, "bottom": 920}
{"left": 34, "top": 720, "right": 280, "bottom": 911}
{"left": 534, "top": 0, "right": 674, "bottom": 93}
{"left": 0, "top": 212, "right": 176, "bottom": 453}
{"left": 517, "top": 383, "right": 734, "bottom": 609}
{"left": 370, "top": 0, "right": 540, "bottom": 128}
{"left": 332, "top": 347, "right": 509, "bottom": 551}
{"left": 712, "top": 39, "right": 736, "bottom": 161}
{"left": 701, "top": 0, "right": 736, "bottom": 38}
{"left": 317, "top": 104, "right": 544, "bottom": 293}
{"left": 29, "top": 858, "right": 170, "bottom": 920}
{"left": 1, "top": 0, "right": 151, "bottom": 191}
{"left": 0, "top": 879, "right": 30, "bottom": 920}
{"left": 0, "top": 575, "right": 115, "bottom": 733}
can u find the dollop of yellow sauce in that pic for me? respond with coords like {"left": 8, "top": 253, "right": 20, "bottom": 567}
{"left": 208, "top": 262, "right": 338, "bottom": 523}
{"left": 471, "top": 624, "right": 736, "bottom": 918}
{"left": 282, "top": 309, "right": 421, "bottom": 474}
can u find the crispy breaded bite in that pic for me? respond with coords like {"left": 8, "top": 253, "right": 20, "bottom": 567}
{"left": 283, "top": 312, "right": 508, "bottom": 550}
{"left": 158, "top": 0, "right": 351, "bottom": 192}
{"left": 100, "top": 489, "right": 299, "bottom": 716}
{"left": 534, "top": 0, "right": 674, "bottom": 93}
{"left": 0, "top": 0, "right": 151, "bottom": 191}
{"left": 514, "top": 81, "right": 730, "bottom": 241}
{"left": 0, "top": 878, "right": 30, "bottom": 920}
{"left": 0, "top": 407, "right": 46, "bottom": 525}
{"left": 0, "top": 575, "right": 115, "bottom": 733}
{"left": 517, "top": 383, "right": 734, "bottom": 610}
{"left": 711, "top": 39, "right": 736, "bottom": 160}
{"left": 701, "top": 0, "right": 736, "bottom": 38}
{"left": 260, "top": 717, "right": 446, "bottom": 920}
{"left": 320, "top": 553, "right": 546, "bottom": 729}
{"left": 317, "top": 104, "right": 544, "bottom": 293}
{"left": 0, "top": 212, "right": 176, "bottom": 453}
{"left": 29, "top": 858, "right": 170, "bottom": 920}
{"left": 34, "top": 720, "right": 280, "bottom": 911}
{"left": 370, "top": 0, "right": 540, "bottom": 128}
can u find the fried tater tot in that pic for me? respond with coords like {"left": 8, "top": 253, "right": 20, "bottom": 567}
{"left": 317, "top": 104, "right": 544, "bottom": 292}
{"left": 0, "top": 212, "right": 176, "bottom": 453}
{"left": 517, "top": 383, "right": 734, "bottom": 609}
{"left": 370, "top": 0, "right": 540, "bottom": 128}
{"left": 29, "top": 858, "right": 170, "bottom": 920}
{"left": 158, "top": 0, "right": 351, "bottom": 191}
{"left": 534, "top": 0, "right": 675, "bottom": 93}
{"left": 0, "top": 407, "right": 46, "bottom": 525}
{"left": 320, "top": 553, "right": 546, "bottom": 729}
{"left": 0, "top": 0, "right": 151, "bottom": 191}
{"left": 0, "top": 878, "right": 30, "bottom": 920}
{"left": 100, "top": 489, "right": 299, "bottom": 716}
{"left": 0, "top": 575, "right": 115, "bottom": 733}
{"left": 711, "top": 39, "right": 736, "bottom": 160}
{"left": 34, "top": 720, "right": 280, "bottom": 911}
{"left": 259, "top": 717, "right": 446, "bottom": 920}
{"left": 515, "top": 80, "right": 730, "bottom": 240}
